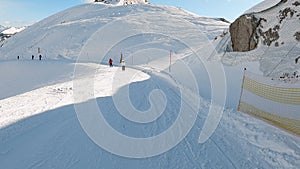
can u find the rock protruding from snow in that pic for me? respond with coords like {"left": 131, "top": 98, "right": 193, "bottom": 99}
{"left": 230, "top": 0, "right": 300, "bottom": 52}
{"left": 229, "top": 15, "right": 261, "bottom": 52}
{"left": 222, "top": 0, "right": 300, "bottom": 77}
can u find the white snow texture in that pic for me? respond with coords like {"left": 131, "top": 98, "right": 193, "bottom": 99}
{"left": 0, "top": 1, "right": 299, "bottom": 169}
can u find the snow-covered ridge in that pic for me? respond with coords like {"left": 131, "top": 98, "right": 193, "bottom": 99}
{"left": 245, "top": 0, "right": 281, "bottom": 14}
{"left": 0, "top": 25, "right": 6, "bottom": 32}
{"left": 0, "top": 60, "right": 299, "bottom": 169}
{"left": 95, "top": 0, "right": 149, "bottom": 5}
{"left": 1, "top": 26, "right": 26, "bottom": 35}
{"left": 0, "top": 26, "right": 26, "bottom": 42}
{"left": 0, "top": 3, "right": 228, "bottom": 60}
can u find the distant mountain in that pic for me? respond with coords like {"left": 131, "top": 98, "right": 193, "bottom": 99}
{"left": 1, "top": 27, "right": 26, "bottom": 35}
{"left": 0, "top": 26, "right": 26, "bottom": 42}
{"left": 221, "top": 0, "right": 300, "bottom": 77}
{"left": 94, "top": 0, "right": 149, "bottom": 5}
{"left": 0, "top": 25, "right": 6, "bottom": 32}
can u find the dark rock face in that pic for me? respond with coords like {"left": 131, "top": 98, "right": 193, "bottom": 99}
{"left": 295, "top": 31, "right": 300, "bottom": 41}
{"left": 258, "top": 25, "right": 280, "bottom": 46}
{"left": 229, "top": 15, "right": 260, "bottom": 52}
{"left": 292, "top": 1, "right": 300, "bottom": 6}
{"left": 278, "top": 7, "right": 296, "bottom": 23}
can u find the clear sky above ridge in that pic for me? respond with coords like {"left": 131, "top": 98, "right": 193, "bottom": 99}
{"left": 0, "top": 0, "right": 263, "bottom": 27}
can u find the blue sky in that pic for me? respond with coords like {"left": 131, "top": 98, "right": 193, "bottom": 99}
{"left": 0, "top": 0, "right": 263, "bottom": 27}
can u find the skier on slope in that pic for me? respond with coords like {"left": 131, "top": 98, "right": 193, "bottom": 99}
{"left": 109, "top": 58, "right": 113, "bottom": 67}
{"left": 295, "top": 56, "right": 300, "bottom": 64}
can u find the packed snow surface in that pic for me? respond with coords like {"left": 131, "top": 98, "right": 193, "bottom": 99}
{"left": 95, "top": 0, "right": 149, "bottom": 5}
{"left": 0, "top": 2, "right": 299, "bottom": 169}
{"left": 245, "top": 0, "right": 281, "bottom": 14}
{"left": 0, "top": 60, "right": 299, "bottom": 168}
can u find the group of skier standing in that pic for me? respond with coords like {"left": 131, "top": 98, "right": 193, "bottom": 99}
{"left": 17, "top": 54, "right": 43, "bottom": 60}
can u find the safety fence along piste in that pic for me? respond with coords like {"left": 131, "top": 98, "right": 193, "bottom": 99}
{"left": 238, "top": 69, "right": 300, "bottom": 135}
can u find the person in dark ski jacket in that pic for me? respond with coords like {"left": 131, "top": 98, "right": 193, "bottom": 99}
{"left": 39, "top": 54, "right": 42, "bottom": 60}
{"left": 296, "top": 56, "right": 300, "bottom": 64}
{"left": 32, "top": 55, "right": 34, "bottom": 60}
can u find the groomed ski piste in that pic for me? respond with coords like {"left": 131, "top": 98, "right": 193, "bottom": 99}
{"left": 0, "top": 1, "right": 299, "bottom": 169}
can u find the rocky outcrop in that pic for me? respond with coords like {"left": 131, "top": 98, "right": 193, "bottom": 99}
{"left": 258, "top": 24, "right": 280, "bottom": 46}
{"left": 223, "top": 0, "right": 300, "bottom": 77}
{"left": 292, "top": 1, "right": 300, "bottom": 6}
{"left": 228, "top": 0, "right": 287, "bottom": 52}
{"left": 295, "top": 31, "right": 300, "bottom": 41}
{"left": 278, "top": 7, "right": 297, "bottom": 23}
{"left": 229, "top": 15, "right": 261, "bottom": 52}
{"left": 230, "top": 0, "right": 300, "bottom": 52}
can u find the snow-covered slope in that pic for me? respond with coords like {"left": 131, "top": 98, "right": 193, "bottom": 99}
{"left": 95, "top": 0, "right": 149, "bottom": 5}
{"left": 245, "top": 0, "right": 281, "bottom": 14}
{"left": 0, "top": 25, "right": 6, "bottom": 32}
{"left": 254, "top": 0, "right": 300, "bottom": 76}
{"left": 1, "top": 26, "right": 26, "bottom": 35}
{"left": 0, "top": 60, "right": 299, "bottom": 169}
{"left": 0, "top": 2, "right": 299, "bottom": 169}
{"left": 222, "top": 0, "right": 300, "bottom": 77}
{"left": 0, "top": 3, "right": 228, "bottom": 60}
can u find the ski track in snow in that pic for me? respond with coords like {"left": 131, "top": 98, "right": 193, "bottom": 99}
{"left": 0, "top": 2, "right": 299, "bottom": 168}
{"left": 0, "top": 62, "right": 299, "bottom": 168}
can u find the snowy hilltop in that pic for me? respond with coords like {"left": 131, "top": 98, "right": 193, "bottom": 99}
{"left": 0, "top": 25, "right": 7, "bottom": 42}
{"left": 0, "top": 1, "right": 299, "bottom": 169}
{"left": 94, "top": 0, "right": 149, "bottom": 5}
{"left": 244, "top": 0, "right": 282, "bottom": 14}
{"left": 0, "top": 3, "right": 228, "bottom": 61}
{"left": 221, "top": 0, "right": 300, "bottom": 77}
{"left": 0, "top": 25, "right": 6, "bottom": 32}
{"left": 0, "top": 26, "right": 26, "bottom": 42}
{"left": 1, "top": 26, "right": 26, "bottom": 35}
